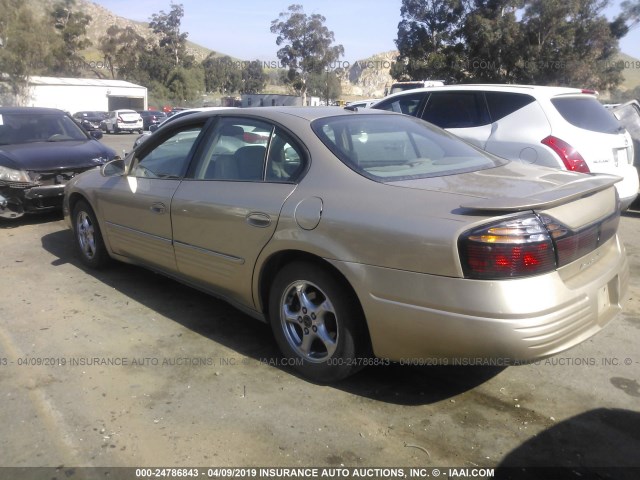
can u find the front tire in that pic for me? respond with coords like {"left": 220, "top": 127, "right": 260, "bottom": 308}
{"left": 268, "top": 262, "right": 368, "bottom": 382}
{"left": 72, "top": 200, "right": 110, "bottom": 269}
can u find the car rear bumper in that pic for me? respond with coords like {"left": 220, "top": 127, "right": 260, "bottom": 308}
{"left": 116, "top": 123, "right": 142, "bottom": 131}
{"left": 333, "top": 235, "right": 628, "bottom": 362}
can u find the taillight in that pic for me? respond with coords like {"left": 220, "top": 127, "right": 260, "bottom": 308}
{"left": 459, "top": 210, "right": 620, "bottom": 280}
{"left": 459, "top": 215, "right": 556, "bottom": 279}
{"left": 541, "top": 136, "right": 590, "bottom": 173}
{"left": 117, "top": 115, "right": 123, "bottom": 123}
{"left": 540, "top": 211, "right": 619, "bottom": 266}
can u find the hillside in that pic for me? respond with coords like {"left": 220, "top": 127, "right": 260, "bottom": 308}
{"left": 27, "top": 0, "right": 228, "bottom": 65}
{"left": 340, "top": 51, "right": 398, "bottom": 99}
{"left": 24, "top": 0, "right": 640, "bottom": 100}
{"left": 618, "top": 52, "right": 640, "bottom": 91}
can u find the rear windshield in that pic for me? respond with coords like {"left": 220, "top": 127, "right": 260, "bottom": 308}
{"left": 311, "top": 114, "right": 504, "bottom": 181}
{"left": 551, "top": 97, "right": 623, "bottom": 134}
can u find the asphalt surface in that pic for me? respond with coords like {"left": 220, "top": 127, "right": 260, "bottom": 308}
{"left": 0, "top": 132, "right": 638, "bottom": 478}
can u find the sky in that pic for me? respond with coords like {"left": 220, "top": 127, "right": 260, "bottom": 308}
{"left": 90, "top": 0, "right": 640, "bottom": 62}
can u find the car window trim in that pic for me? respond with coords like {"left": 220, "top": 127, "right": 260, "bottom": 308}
{"left": 183, "top": 116, "right": 274, "bottom": 182}
{"left": 183, "top": 114, "right": 311, "bottom": 184}
{"left": 127, "top": 117, "right": 214, "bottom": 180}
{"left": 414, "top": 92, "right": 431, "bottom": 118}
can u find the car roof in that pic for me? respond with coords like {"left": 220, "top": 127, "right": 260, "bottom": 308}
{"left": 380, "top": 84, "right": 592, "bottom": 100}
{"left": 170, "top": 107, "right": 391, "bottom": 128}
{"left": 0, "top": 107, "right": 67, "bottom": 115}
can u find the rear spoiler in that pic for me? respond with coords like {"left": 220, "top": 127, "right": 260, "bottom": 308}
{"left": 460, "top": 174, "right": 621, "bottom": 212}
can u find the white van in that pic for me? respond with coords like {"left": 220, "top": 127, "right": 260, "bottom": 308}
{"left": 385, "top": 80, "right": 445, "bottom": 96}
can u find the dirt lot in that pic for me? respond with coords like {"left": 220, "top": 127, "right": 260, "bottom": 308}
{"left": 0, "top": 133, "right": 639, "bottom": 477}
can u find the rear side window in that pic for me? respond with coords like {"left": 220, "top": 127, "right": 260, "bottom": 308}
{"left": 485, "top": 92, "right": 535, "bottom": 122}
{"left": 422, "top": 92, "right": 490, "bottom": 129}
{"left": 373, "top": 91, "right": 426, "bottom": 116}
{"left": 551, "top": 97, "right": 622, "bottom": 134}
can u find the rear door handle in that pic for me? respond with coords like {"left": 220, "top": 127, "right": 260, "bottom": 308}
{"left": 246, "top": 212, "right": 271, "bottom": 228}
{"left": 150, "top": 202, "right": 166, "bottom": 214}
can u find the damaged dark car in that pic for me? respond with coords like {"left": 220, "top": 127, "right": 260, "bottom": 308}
{"left": 0, "top": 107, "right": 116, "bottom": 219}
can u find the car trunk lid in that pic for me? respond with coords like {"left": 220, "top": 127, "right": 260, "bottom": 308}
{"left": 389, "top": 162, "right": 621, "bottom": 277}
{"left": 118, "top": 112, "right": 140, "bottom": 122}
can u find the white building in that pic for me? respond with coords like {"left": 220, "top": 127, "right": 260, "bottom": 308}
{"left": 23, "top": 76, "right": 147, "bottom": 114}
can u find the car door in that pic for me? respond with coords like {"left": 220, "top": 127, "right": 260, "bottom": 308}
{"left": 421, "top": 91, "right": 492, "bottom": 148}
{"left": 171, "top": 117, "right": 305, "bottom": 308}
{"left": 97, "top": 120, "right": 208, "bottom": 272}
{"left": 482, "top": 91, "right": 548, "bottom": 163}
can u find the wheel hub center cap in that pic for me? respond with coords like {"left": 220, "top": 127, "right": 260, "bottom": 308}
{"left": 303, "top": 315, "right": 313, "bottom": 328}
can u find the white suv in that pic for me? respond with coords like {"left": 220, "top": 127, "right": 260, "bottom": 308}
{"left": 103, "top": 109, "right": 144, "bottom": 134}
{"left": 373, "top": 85, "right": 638, "bottom": 209}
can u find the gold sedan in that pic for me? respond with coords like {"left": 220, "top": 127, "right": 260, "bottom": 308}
{"left": 64, "top": 107, "right": 628, "bottom": 382}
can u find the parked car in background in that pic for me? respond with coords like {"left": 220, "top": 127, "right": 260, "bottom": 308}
{"left": 73, "top": 111, "right": 108, "bottom": 133}
{"left": 346, "top": 99, "right": 378, "bottom": 109}
{"left": 103, "top": 109, "right": 143, "bottom": 134}
{"left": 64, "top": 107, "right": 627, "bottom": 382}
{"left": 373, "top": 85, "right": 638, "bottom": 209}
{"left": 0, "top": 107, "right": 116, "bottom": 219}
{"left": 138, "top": 110, "right": 167, "bottom": 131}
{"left": 133, "top": 107, "right": 236, "bottom": 149}
{"left": 384, "top": 80, "right": 445, "bottom": 96}
{"left": 166, "top": 107, "right": 189, "bottom": 118}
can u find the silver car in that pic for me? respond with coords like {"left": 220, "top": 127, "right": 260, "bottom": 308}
{"left": 63, "top": 107, "right": 628, "bottom": 382}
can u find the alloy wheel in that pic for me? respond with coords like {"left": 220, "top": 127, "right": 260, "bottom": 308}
{"left": 279, "top": 280, "right": 339, "bottom": 362}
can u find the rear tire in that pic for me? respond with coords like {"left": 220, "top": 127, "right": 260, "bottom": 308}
{"left": 72, "top": 200, "right": 110, "bottom": 269}
{"left": 268, "top": 262, "right": 369, "bottom": 383}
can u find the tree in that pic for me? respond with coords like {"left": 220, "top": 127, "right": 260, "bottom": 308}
{"left": 270, "top": 4, "right": 344, "bottom": 104}
{"left": 0, "top": 0, "right": 54, "bottom": 104}
{"left": 240, "top": 60, "right": 268, "bottom": 94}
{"left": 149, "top": 2, "right": 192, "bottom": 68}
{"left": 391, "top": 0, "right": 469, "bottom": 83}
{"left": 202, "top": 55, "right": 242, "bottom": 94}
{"left": 521, "top": 0, "right": 624, "bottom": 90}
{"left": 621, "top": 0, "right": 640, "bottom": 28}
{"left": 144, "top": 2, "right": 199, "bottom": 103}
{"left": 166, "top": 66, "right": 204, "bottom": 103}
{"left": 462, "top": 0, "right": 527, "bottom": 82}
{"left": 393, "top": 0, "right": 625, "bottom": 89}
{"left": 49, "top": 0, "right": 92, "bottom": 76}
{"left": 98, "top": 25, "right": 146, "bottom": 80}
{"left": 306, "top": 70, "right": 342, "bottom": 103}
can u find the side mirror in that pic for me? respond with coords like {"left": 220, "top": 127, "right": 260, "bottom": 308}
{"left": 90, "top": 130, "right": 103, "bottom": 140}
{"left": 101, "top": 158, "right": 126, "bottom": 177}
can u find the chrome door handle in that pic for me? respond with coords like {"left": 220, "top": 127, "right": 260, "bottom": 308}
{"left": 150, "top": 202, "right": 166, "bottom": 214}
{"left": 246, "top": 212, "right": 271, "bottom": 228}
